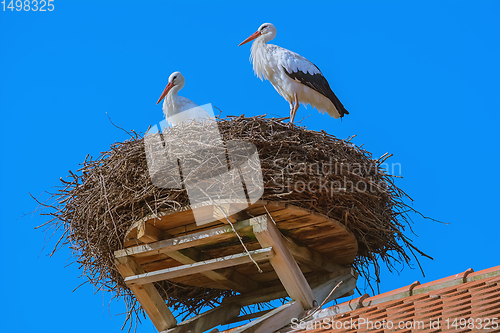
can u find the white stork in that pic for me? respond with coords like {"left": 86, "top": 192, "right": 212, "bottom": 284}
{"left": 156, "top": 71, "right": 211, "bottom": 127}
{"left": 239, "top": 23, "right": 349, "bottom": 123}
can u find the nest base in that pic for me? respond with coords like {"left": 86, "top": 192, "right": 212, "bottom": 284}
{"left": 115, "top": 200, "right": 358, "bottom": 332}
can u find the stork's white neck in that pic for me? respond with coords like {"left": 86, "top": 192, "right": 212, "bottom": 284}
{"left": 164, "top": 84, "right": 181, "bottom": 117}
{"left": 166, "top": 83, "right": 183, "bottom": 102}
{"left": 251, "top": 38, "right": 272, "bottom": 81}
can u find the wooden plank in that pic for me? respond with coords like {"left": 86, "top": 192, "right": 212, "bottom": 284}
{"left": 222, "top": 309, "right": 273, "bottom": 326}
{"left": 137, "top": 221, "right": 162, "bottom": 243}
{"left": 164, "top": 302, "right": 241, "bottom": 333}
{"left": 166, "top": 248, "right": 262, "bottom": 292}
{"left": 137, "top": 256, "right": 179, "bottom": 272}
{"left": 131, "top": 230, "right": 239, "bottom": 289}
{"left": 200, "top": 240, "right": 262, "bottom": 256}
{"left": 245, "top": 204, "right": 287, "bottom": 222}
{"left": 247, "top": 270, "right": 279, "bottom": 284}
{"left": 124, "top": 209, "right": 195, "bottom": 242}
{"left": 168, "top": 274, "right": 224, "bottom": 290}
{"left": 114, "top": 256, "right": 176, "bottom": 331}
{"left": 212, "top": 201, "right": 248, "bottom": 221}
{"left": 312, "top": 270, "right": 358, "bottom": 305}
{"left": 125, "top": 200, "right": 263, "bottom": 238}
{"left": 283, "top": 237, "right": 350, "bottom": 274}
{"left": 215, "top": 267, "right": 263, "bottom": 292}
{"left": 126, "top": 199, "right": 258, "bottom": 242}
{"left": 287, "top": 222, "right": 344, "bottom": 241}
{"left": 231, "top": 287, "right": 287, "bottom": 307}
{"left": 251, "top": 215, "right": 315, "bottom": 309}
{"left": 266, "top": 207, "right": 310, "bottom": 222}
{"left": 115, "top": 217, "right": 256, "bottom": 258}
{"left": 275, "top": 214, "right": 328, "bottom": 230}
{"left": 231, "top": 300, "right": 304, "bottom": 333}
{"left": 244, "top": 205, "right": 287, "bottom": 219}
{"left": 132, "top": 228, "right": 254, "bottom": 292}
{"left": 125, "top": 247, "right": 274, "bottom": 286}
{"left": 164, "top": 220, "right": 225, "bottom": 238}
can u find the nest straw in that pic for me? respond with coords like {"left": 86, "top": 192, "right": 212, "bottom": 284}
{"left": 36, "top": 115, "right": 431, "bottom": 328}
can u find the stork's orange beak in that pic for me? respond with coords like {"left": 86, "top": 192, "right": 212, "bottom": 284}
{"left": 238, "top": 31, "right": 261, "bottom": 46}
{"left": 156, "top": 82, "right": 174, "bottom": 105}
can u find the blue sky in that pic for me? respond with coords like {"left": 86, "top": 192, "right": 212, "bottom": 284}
{"left": 1, "top": 1, "right": 499, "bottom": 332}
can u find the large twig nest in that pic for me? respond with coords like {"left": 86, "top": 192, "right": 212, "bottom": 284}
{"left": 38, "top": 115, "right": 429, "bottom": 325}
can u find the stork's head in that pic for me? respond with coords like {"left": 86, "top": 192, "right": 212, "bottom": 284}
{"left": 156, "top": 71, "right": 185, "bottom": 105}
{"left": 238, "top": 23, "right": 277, "bottom": 46}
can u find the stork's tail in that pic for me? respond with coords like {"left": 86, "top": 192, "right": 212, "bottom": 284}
{"left": 329, "top": 96, "right": 349, "bottom": 118}
{"left": 326, "top": 104, "right": 349, "bottom": 119}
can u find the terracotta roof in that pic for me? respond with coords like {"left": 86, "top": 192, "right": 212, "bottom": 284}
{"left": 283, "top": 265, "right": 500, "bottom": 332}
{"left": 219, "top": 266, "right": 500, "bottom": 332}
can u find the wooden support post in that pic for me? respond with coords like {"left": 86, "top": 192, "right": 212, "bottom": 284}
{"left": 125, "top": 248, "right": 274, "bottom": 286}
{"left": 114, "top": 256, "right": 177, "bottom": 331}
{"left": 163, "top": 302, "right": 241, "bottom": 333}
{"left": 222, "top": 309, "right": 273, "bottom": 326}
{"left": 250, "top": 215, "right": 315, "bottom": 309}
{"left": 231, "top": 301, "right": 304, "bottom": 333}
{"left": 312, "top": 270, "right": 358, "bottom": 305}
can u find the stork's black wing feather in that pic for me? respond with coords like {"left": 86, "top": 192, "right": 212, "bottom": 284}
{"left": 283, "top": 66, "right": 349, "bottom": 117}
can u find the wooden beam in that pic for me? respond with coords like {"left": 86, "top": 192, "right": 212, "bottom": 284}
{"left": 137, "top": 221, "right": 162, "bottom": 243}
{"left": 231, "top": 300, "right": 304, "bottom": 333}
{"left": 222, "top": 309, "right": 274, "bottom": 326}
{"left": 212, "top": 201, "right": 251, "bottom": 222}
{"left": 223, "top": 271, "right": 350, "bottom": 307}
{"left": 212, "top": 201, "right": 232, "bottom": 221}
{"left": 114, "top": 217, "right": 255, "bottom": 259}
{"left": 224, "top": 272, "right": 357, "bottom": 333}
{"left": 250, "top": 215, "right": 315, "bottom": 309}
{"left": 132, "top": 221, "right": 262, "bottom": 292}
{"left": 226, "top": 285, "right": 290, "bottom": 307}
{"left": 114, "top": 256, "right": 177, "bottom": 331}
{"left": 166, "top": 248, "right": 262, "bottom": 292}
{"left": 125, "top": 247, "right": 274, "bottom": 286}
{"left": 284, "top": 237, "right": 350, "bottom": 274}
{"left": 163, "top": 302, "right": 241, "bottom": 333}
{"left": 312, "top": 270, "right": 358, "bottom": 305}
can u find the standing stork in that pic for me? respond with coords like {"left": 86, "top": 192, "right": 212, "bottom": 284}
{"left": 156, "top": 71, "right": 211, "bottom": 127}
{"left": 238, "top": 23, "right": 349, "bottom": 123}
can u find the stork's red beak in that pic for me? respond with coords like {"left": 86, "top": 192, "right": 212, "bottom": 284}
{"left": 238, "top": 31, "right": 261, "bottom": 46}
{"left": 156, "top": 82, "right": 174, "bottom": 105}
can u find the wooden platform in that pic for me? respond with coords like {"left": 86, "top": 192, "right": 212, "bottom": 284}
{"left": 114, "top": 200, "right": 359, "bottom": 332}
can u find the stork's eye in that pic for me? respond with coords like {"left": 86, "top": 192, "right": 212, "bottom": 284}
{"left": 260, "top": 25, "right": 268, "bottom": 31}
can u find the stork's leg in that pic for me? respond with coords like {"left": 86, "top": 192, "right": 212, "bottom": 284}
{"left": 290, "top": 93, "right": 299, "bottom": 123}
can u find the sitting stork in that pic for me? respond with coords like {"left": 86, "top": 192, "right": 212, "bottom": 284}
{"left": 156, "top": 71, "right": 211, "bottom": 127}
{"left": 239, "top": 23, "right": 349, "bottom": 123}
